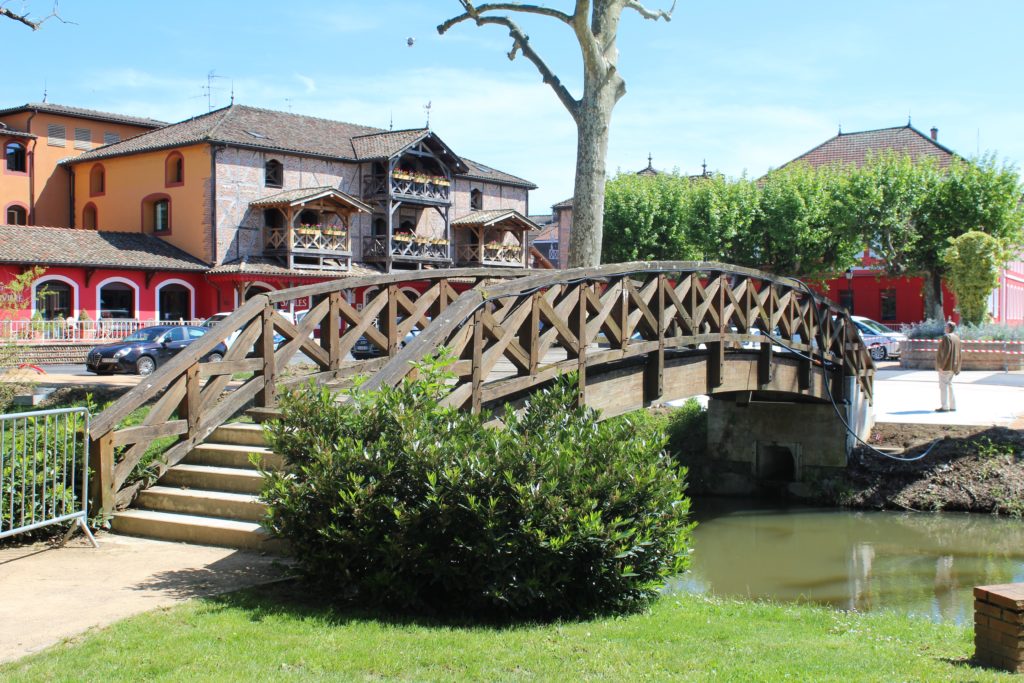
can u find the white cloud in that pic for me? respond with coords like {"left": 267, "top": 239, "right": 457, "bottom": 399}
{"left": 295, "top": 74, "right": 317, "bottom": 94}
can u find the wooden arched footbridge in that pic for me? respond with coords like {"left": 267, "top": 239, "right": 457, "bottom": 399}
{"left": 88, "top": 262, "right": 875, "bottom": 547}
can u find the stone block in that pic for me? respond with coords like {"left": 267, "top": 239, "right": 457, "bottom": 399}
{"left": 975, "top": 583, "right": 1024, "bottom": 673}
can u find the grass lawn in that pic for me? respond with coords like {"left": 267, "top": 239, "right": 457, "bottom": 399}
{"left": 1, "top": 583, "right": 1014, "bottom": 682}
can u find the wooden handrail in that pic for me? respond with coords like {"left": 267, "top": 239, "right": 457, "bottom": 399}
{"left": 88, "top": 267, "right": 530, "bottom": 515}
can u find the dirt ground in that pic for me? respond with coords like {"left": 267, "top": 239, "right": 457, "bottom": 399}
{"left": 833, "top": 423, "right": 1024, "bottom": 514}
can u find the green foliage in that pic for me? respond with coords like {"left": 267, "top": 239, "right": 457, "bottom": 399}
{"left": 261, "top": 356, "right": 694, "bottom": 620}
{"left": 942, "top": 231, "right": 1003, "bottom": 325}
{"left": 664, "top": 399, "right": 708, "bottom": 463}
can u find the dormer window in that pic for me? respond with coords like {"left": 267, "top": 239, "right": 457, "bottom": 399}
{"left": 265, "top": 159, "right": 283, "bottom": 188}
{"left": 470, "top": 188, "right": 483, "bottom": 210}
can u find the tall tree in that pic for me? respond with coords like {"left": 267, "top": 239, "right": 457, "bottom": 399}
{"left": 438, "top": 1, "right": 675, "bottom": 268}
{"left": 942, "top": 231, "right": 1003, "bottom": 325}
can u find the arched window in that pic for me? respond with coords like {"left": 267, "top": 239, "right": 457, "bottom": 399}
{"left": 243, "top": 284, "right": 273, "bottom": 301}
{"left": 96, "top": 278, "right": 137, "bottom": 320}
{"left": 34, "top": 278, "right": 74, "bottom": 320}
{"left": 156, "top": 280, "right": 194, "bottom": 321}
{"left": 89, "top": 164, "right": 105, "bottom": 196}
{"left": 83, "top": 203, "right": 98, "bottom": 230}
{"left": 265, "top": 159, "right": 283, "bottom": 188}
{"left": 141, "top": 194, "right": 171, "bottom": 234}
{"left": 470, "top": 188, "right": 483, "bottom": 210}
{"left": 6, "top": 204, "right": 27, "bottom": 225}
{"left": 298, "top": 209, "right": 319, "bottom": 227}
{"left": 165, "top": 151, "right": 184, "bottom": 186}
{"left": 5, "top": 141, "right": 26, "bottom": 173}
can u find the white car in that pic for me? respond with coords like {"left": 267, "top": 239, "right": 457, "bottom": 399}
{"left": 852, "top": 316, "right": 906, "bottom": 361}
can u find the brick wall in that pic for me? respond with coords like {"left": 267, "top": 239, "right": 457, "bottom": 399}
{"left": 10, "top": 343, "right": 94, "bottom": 365}
{"left": 974, "top": 584, "right": 1024, "bottom": 673}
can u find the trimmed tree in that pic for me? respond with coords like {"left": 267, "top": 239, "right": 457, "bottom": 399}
{"left": 942, "top": 230, "right": 1003, "bottom": 325}
{"left": 438, "top": 1, "right": 675, "bottom": 268}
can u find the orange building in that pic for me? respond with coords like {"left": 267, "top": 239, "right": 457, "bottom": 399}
{"left": 0, "top": 103, "right": 163, "bottom": 227}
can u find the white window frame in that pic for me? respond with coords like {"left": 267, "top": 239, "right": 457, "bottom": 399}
{"left": 95, "top": 276, "right": 140, "bottom": 320}
{"left": 31, "top": 275, "right": 79, "bottom": 318}
{"left": 155, "top": 278, "right": 196, "bottom": 321}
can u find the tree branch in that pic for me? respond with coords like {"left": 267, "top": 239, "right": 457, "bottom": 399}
{"left": 438, "top": 1, "right": 581, "bottom": 118}
{"left": 623, "top": 0, "right": 675, "bottom": 21}
{"left": 0, "top": 2, "right": 70, "bottom": 30}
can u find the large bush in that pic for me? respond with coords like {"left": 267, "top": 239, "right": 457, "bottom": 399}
{"left": 261, "top": 359, "right": 694, "bottom": 620}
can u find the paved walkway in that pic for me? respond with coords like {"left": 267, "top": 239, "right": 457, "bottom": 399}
{"left": 0, "top": 533, "right": 287, "bottom": 663}
{"left": 873, "top": 367, "right": 1024, "bottom": 426}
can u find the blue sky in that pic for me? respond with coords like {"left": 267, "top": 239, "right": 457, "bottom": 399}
{"left": 6, "top": 1, "right": 1023, "bottom": 210}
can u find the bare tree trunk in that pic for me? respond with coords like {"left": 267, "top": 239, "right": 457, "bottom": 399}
{"left": 922, "top": 270, "right": 946, "bottom": 321}
{"left": 568, "top": 96, "right": 614, "bottom": 268}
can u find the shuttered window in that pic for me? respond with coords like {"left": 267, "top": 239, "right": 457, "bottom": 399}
{"left": 47, "top": 124, "right": 66, "bottom": 147}
{"left": 103, "top": 131, "right": 120, "bottom": 145}
{"left": 74, "top": 127, "right": 92, "bottom": 150}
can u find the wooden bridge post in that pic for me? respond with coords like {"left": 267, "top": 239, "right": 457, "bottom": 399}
{"left": 574, "top": 283, "right": 588, "bottom": 406}
{"left": 707, "top": 273, "right": 725, "bottom": 390}
{"left": 256, "top": 303, "right": 278, "bottom": 408}
{"left": 88, "top": 431, "right": 115, "bottom": 517}
{"left": 386, "top": 284, "right": 400, "bottom": 356}
{"left": 644, "top": 274, "right": 666, "bottom": 403}
{"left": 323, "top": 291, "right": 342, "bottom": 371}
{"left": 520, "top": 291, "right": 540, "bottom": 374}
{"left": 470, "top": 308, "right": 484, "bottom": 414}
{"left": 181, "top": 363, "right": 200, "bottom": 440}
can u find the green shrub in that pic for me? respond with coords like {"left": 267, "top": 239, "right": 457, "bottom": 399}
{"left": 261, "top": 357, "right": 694, "bottom": 620}
{"left": 906, "top": 318, "right": 1024, "bottom": 341}
{"left": 665, "top": 399, "right": 708, "bottom": 463}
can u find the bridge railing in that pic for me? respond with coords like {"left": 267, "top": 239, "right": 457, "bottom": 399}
{"left": 86, "top": 268, "right": 527, "bottom": 515}
{"left": 362, "top": 262, "right": 875, "bottom": 414}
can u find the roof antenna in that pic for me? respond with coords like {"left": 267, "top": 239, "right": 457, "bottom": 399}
{"left": 285, "top": 97, "right": 292, "bottom": 112}
{"left": 702, "top": 159, "right": 708, "bottom": 176}
{"left": 424, "top": 101, "right": 432, "bottom": 129}
{"left": 42, "top": 80, "right": 47, "bottom": 103}
{"left": 230, "top": 80, "right": 235, "bottom": 105}
{"left": 389, "top": 110, "right": 393, "bottom": 131}
{"left": 907, "top": 111, "right": 912, "bottom": 127}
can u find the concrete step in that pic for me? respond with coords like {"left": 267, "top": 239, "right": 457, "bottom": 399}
{"left": 185, "top": 443, "right": 284, "bottom": 470}
{"left": 210, "top": 423, "right": 268, "bottom": 447}
{"left": 159, "top": 464, "right": 265, "bottom": 495}
{"left": 111, "top": 509, "right": 283, "bottom": 552}
{"left": 135, "top": 485, "right": 267, "bottom": 522}
{"left": 246, "top": 407, "right": 282, "bottom": 423}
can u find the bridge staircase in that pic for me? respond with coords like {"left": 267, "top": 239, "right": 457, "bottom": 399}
{"left": 110, "top": 423, "right": 282, "bottom": 550}
{"left": 87, "top": 263, "right": 875, "bottom": 551}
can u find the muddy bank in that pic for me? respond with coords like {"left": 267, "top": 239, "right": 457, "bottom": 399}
{"left": 817, "top": 423, "right": 1024, "bottom": 515}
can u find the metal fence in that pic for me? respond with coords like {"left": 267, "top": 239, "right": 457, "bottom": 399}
{"left": 0, "top": 407, "right": 96, "bottom": 546}
{"left": 0, "top": 319, "right": 205, "bottom": 344}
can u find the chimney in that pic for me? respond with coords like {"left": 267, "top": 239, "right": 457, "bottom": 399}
{"left": 930, "top": 127, "right": 938, "bottom": 141}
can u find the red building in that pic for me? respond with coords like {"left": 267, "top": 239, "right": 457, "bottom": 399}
{"left": 783, "top": 123, "right": 1023, "bottom": 326}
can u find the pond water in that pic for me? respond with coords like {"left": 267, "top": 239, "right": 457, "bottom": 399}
{"left": 674, "top": 499, "right": 1024, "bottom": 624}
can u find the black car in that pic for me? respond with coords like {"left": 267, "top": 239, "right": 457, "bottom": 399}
{"left": 86, "top": 325, "right": 227, "bottom": 376}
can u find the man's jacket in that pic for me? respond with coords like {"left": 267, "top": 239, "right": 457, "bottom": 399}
{"left": 935, "top": 333, "right": 963, "bottom": 374}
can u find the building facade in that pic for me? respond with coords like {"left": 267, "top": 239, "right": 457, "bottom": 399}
{"left": 0, "top": 102, "right": 539, "bottom": 329}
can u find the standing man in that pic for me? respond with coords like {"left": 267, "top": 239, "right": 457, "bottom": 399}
{"left": 935, "top": 321, "right": 963, "bottom": 412}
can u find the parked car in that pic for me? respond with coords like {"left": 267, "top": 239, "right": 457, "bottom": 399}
{"left": 352, "top": 327, "right": 420, "bottom": 360}
{"left": 86, "top": 325, "right": 227, "bottom": 376}
{"left": 202, "top": 311, "right": 295, "bottom": 350}
{"left": 852, "top": 315, "right": 906, "bottom": 361}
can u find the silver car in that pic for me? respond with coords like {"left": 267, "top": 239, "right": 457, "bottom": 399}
{"left": 852, "top": 316, "right": 906, "bottom": 361}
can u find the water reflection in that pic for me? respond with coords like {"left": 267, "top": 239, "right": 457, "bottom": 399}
{"left": 674, "top": 499, "right": 1024, "bottom": 623}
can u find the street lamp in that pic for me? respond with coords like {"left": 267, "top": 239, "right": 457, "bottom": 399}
{"left": 844, "top": 268, "right": 854, "bottom": 312}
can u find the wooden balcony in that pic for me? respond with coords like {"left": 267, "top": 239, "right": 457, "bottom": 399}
{"left": 455, "top": 243, "right": 527, "bottom": 268}
{"left": 362, "top": 173, "right": 451, "bottom": 205}
{"left": 264, "top": 226, "right": 352, "bottom": 271}
{"left": 362, "top": 236, "right": 451, "bottom": 264}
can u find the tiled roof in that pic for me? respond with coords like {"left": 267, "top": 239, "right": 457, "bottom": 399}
{"left": 249, "top": 186, "right": 372, "bottom": 213}
{"left": 452, "top": 209, "right": 541, "bottom": 231}
{"left": 533, "top": 222, "right": 559, "bottom": 242}
{"left": 0, "top": 129, "right": 36, "bottom": 140}
{"left": 0, "top": 102, "right": 165, "bottom": 129}
{"left": 552, "top": 197, "right": 573, "bottom": 209}
{"left": 782, "top": 125, "right": 957, "bottom": 170}
{"left": 67, "top": 103, "right": 531, "bottom": 188}
{"left": 459, "top": 158, "right": 536, "bottom": 189}
{"left": 207, "top": 256, "right": 380, "bottom": 279}
{"left": 71, "top": 105, "right": 382, "bottom": 163}
{"left": 351, "top": 129, "right": 429, "bottom": 159}
{"left": 0, "top": 225, "right": 206, "bottom": 270}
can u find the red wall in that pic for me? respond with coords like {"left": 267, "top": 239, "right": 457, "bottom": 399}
{"left": 819, "top": 272, "right": 956, "bottom": 325}
{"left": 0, "top": 265, "right": 218, "bottom": 321}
